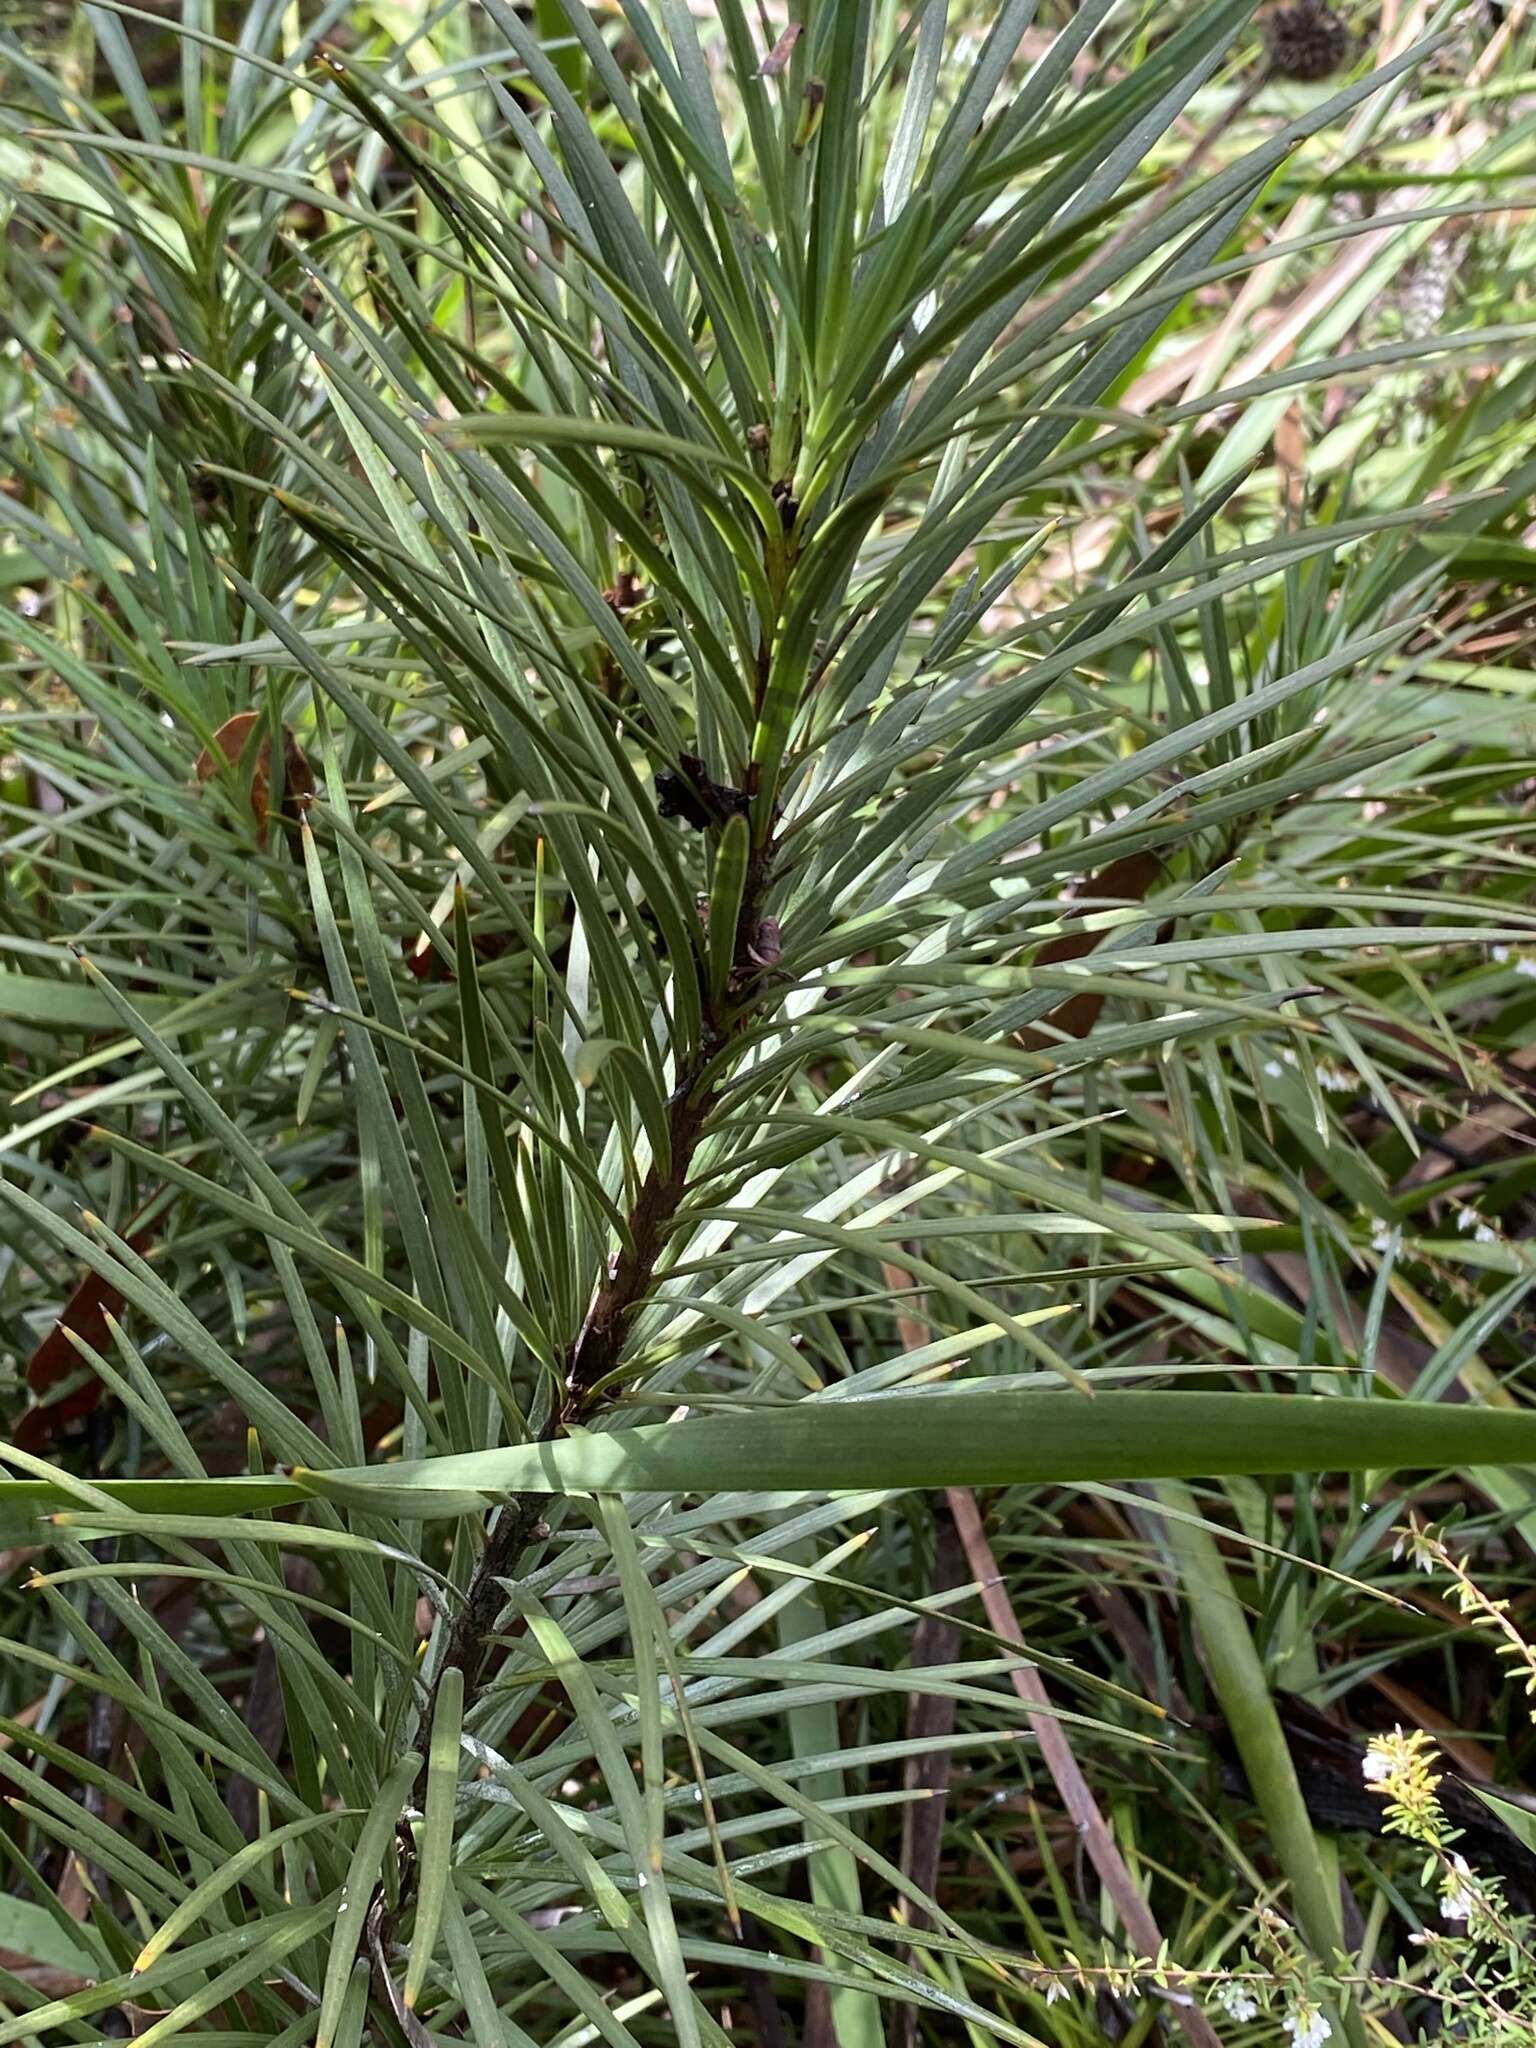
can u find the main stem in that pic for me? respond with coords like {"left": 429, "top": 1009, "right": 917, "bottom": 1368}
{"left": 435, "top": 833, "right": 776, "bottom": 1702}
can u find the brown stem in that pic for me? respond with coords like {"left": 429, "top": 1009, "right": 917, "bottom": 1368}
{"left": 435, "top": 1489, "right": 552, "bottom": 1695}
{"left": 561, "top": 1078, "right": 713, "bottom": 1410}
{"left": 434, "top": 830, "right": 777, "bottom": 1703}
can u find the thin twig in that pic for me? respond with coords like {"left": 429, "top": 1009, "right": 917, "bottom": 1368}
{"left": 880, "top": 1263, "right": 1223, "bottom": 2048}
{"left": 946, "top": 1488, "right": 1225, "bottom": 2048}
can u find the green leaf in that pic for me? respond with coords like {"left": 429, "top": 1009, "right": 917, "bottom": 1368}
{"left": 302, "top": 1391, "right": 1536, "bottom": 1511}
{"left": 0, "top": 1896, "right": 95, "bottom": 1973}
{"left": 403, "top": 1667, "right": 462, "bottom": 2013}
{"left": 315, "top": 1753, "right": 421, "bottom": 2048}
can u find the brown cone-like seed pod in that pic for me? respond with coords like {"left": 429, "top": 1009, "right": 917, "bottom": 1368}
{"left": 1265, "top": 1, "right": 1350, "bottom": 81}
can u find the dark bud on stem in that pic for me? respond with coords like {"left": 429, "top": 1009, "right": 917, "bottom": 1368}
{"left": 746, "top": 916, "right": 781, "bottom": 969}
{"left": 772, "top": 479, "right": 799, "bottom": 531}
{"left": 190, "top": 465, "right": 225, "bottom": 519}
{"left": 656, "top": 754, "right": 751, "bottom": 831}
{"left": 793, "top": 77, "right": 825, "bottom": 152}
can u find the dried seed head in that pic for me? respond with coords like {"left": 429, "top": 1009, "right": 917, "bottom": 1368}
{"left": 1265, "top": 1, "right": 1350, "bottom": 80}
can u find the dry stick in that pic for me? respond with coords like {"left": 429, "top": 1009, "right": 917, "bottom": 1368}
{"left": 1025, "top": 0, "right": 1495, "bottom": 604}
{"left": 1186, "top": 0, "right": 1522, "bottom": 408}
{"left": 893, "top": 1506, "right": 968, "bottom": 2048}
{"left": 945, "top": 1492, "right": 1223, "bottom": 2048}
{"left": 879, "top": 1265, "right": 1223, "bottom": 2048}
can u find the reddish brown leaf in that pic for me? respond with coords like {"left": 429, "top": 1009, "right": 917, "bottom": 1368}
{"left": 194, "top": 711, "right": 261, "bottom": 791}
{"left": 1274, "top": 400, "right": 1308, "bottom": 515}
{"left": 759, "top": 21, "right": 801, "bottom": 73}
{"left": 15, "top": 1223, "right": 157, "bottom": 1450}
{"left": 194, "top": 713, "right": 314, "bottom": 845}
{"left": 1019, "top": 849, "right": 1164, "bottom": 1047}
{"left": 403, "top": 923, "right": 512, "bottom": 983}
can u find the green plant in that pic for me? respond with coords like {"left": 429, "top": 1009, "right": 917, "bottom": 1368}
{"left": 4, "top": 3, "right": 1536, "bottom": 2043}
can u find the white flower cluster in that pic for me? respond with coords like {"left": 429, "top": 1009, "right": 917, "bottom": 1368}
{"left": 1282, "top": 2006, "right": 1332, "bottom": 2048}
{"left": 1212, "top": 1980, "right": 1259, "bottom": 2021}
{"left": 1455, "top": 1204, "right": 1498, "bottom": 1246}
{"left": 1391, "top": 1527, "right": 1438, "bottom": 1575}
{"left": 1208, "top": 1980, "right": 1333, "bottom": 2040}
{"left": 1440, "top": 1853, "right": 1481, "bottom": 1925}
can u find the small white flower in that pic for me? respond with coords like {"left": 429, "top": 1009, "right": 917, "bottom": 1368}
{"left": 1262, "top": 1060, "right": 1284, "bottom": 1078}
{"left": 1391, "top": 1533, "right": 1436, "bottom": 1575}
{"left": 1317, "top": 1065, "right": 1354, "bottom": 1092}
{"left": 1214, "top": 1982, "right": 1259, "bottom": 2021}
{"left": 1282, "top": 2007, "right": 1332, "bottom": 2048}
{"left": 1518, "top": 958, "right": 1536, "bottom": 982}
{"left": 1044, "top": 1980, "right": 1069, "bottom": 2007}
{"left": 1368, "top": 1217, "right": 1394, "bottom": 1253}
{"left": 1454, "top": 1206, "right": 1497, "bottom": 1244}
{"left": 1493, "top": 946, "right": 1512, "bottom": 965}
{"left": 1362, "top": 1749, "right": 1393, "bottom": 1784}
{"left": 1441, "top": 1853, "right": 1479, "bottom": 1923}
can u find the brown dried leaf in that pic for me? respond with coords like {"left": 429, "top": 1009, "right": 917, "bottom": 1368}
{"left": 16, "top": 1221, "right": 157, "bottom": 1450}
{"left": 1274, "top": 400, "right": 1307, "bottom": 514}
{"left": 194, "top": 713, "right": 314, "bottom": 845}
{"left": 1018, "top": 849, "right": 1164, "bottom": 1047}
{"left": 759, "top": 21, "right": 801, "bottom": 73}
